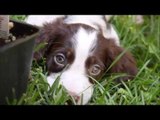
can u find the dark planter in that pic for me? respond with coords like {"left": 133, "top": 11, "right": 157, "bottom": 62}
{"left": 0, "top": 20, "right": 39, "bottom": 104}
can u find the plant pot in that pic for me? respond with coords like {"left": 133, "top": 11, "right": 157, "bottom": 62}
{"left": 0, "top": 20, "right": 39, "bottom": 104}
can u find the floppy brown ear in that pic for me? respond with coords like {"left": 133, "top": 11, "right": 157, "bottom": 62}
{"left": 33, "top": 28, "right": 49, "bottom": 60}
{"left": 33, "top": 18, "right": 65, "bottom": 61}
{"left": 105, "top": 40, "right": 138, "bottom": 82}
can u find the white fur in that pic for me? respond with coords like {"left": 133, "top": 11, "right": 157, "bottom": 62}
{"left": 104, "top": 24, "right": 120, "bottom": 45}
{"left": 26, "top": 15, "right": 65, "bottom": 26}
{"left": 64, "top": 15, "right": 105, "bottom": 30}
{"left": 47, "top": 73, "right": 61, "bottom": 86}
{"left": 105, "top": 15, "right": 113, "bottom": 21}
{"left": 64, "top": 15, "right": 119, "bottom": 45}
{"left": 47, "top": 28, "right": 97, "bottom": 105}
{"left": 26, "top": 15, "right": 119, "bottom": 45}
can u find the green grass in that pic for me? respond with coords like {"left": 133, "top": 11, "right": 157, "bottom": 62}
{"left": 9, "top": 15, "right": 160, "bottom": 105}
{"left": 10, "top": 15, "right": 27, "bottom": 21}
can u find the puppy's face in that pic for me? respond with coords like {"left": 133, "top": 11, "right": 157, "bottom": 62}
{"left": 35, "top": 18, "right": 137, "bottom": 105}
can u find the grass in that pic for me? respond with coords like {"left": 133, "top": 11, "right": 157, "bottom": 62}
{"left": 8, "top": 15, "right": 160, "bottom": 105}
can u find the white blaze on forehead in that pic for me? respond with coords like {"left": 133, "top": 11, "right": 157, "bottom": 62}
{"left": 72, "top": 27, "right": 97, "bottom": 70}
{"left": 61, "top": 27, "right": 97, "bottom": 92}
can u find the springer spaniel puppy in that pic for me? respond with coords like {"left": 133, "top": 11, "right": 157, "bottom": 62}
{"left": 26, "top": 15, "right": 137, "bottom": 105}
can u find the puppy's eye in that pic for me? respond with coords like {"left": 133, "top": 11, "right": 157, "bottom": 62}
{"left": 89, "top": 64, "right": 101, "bottom": 76}
{"left": 54, "top": 53, "right": 66, "bottom": 66}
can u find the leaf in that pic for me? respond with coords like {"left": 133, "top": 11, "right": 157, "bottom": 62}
{"left": 34, "top": 42, "right": 48, "bottom": 52}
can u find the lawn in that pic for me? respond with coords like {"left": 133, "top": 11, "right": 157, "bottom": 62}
{"left": 9, "top": 15, "right": 160, "bottom": 105}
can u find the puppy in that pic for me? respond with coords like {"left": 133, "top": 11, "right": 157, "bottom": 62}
{"left": 26, "top": 15, "right": 137, "bottom": 105}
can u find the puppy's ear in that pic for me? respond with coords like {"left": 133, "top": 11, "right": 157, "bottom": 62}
{"left": 104, "top": 15, "right": 113, "bottom": 22}
{"left": 105, "top": 40, "right": 138, "bottom": 82}
{"left": 101, "top": 23, "right": 120, "bottom": 46}
{"left": 33, "top": 18, "right": 65, "bottom": 60}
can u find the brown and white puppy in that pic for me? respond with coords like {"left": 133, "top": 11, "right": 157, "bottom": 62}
{"left": 26, "top": 15, "right": 137, "bottom": 105}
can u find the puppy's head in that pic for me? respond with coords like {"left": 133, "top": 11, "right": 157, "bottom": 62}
{"left": 34, "top": 18, "right": 137, "bottom": 105}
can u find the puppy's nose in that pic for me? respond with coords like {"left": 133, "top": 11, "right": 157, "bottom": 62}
{"left": 68, "top": 91, "right": 80, "bottom": 102}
